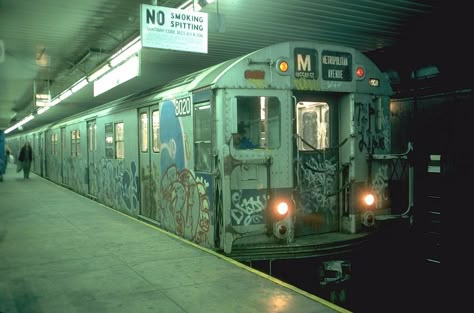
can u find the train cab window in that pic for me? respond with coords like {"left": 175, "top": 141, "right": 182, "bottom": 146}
{"left": 140, "top": 113, "right": 148, "bottom": 153}
{"left": 152, "top": 110, "right": 160, "bottom": 153}
{"left": 296, "top": 102, "right": 329, "bottom": 150}
{"left": 115, "top": 122, "right": 124, "bottom": 159}
{"left": 105, "top": 123, "right": 114, "bottom": 158}
{"left": 194, "top": 103, "right": 211, "bottom": 172}
{"left": 71, "top": 130, "right": 80, "bottom": 156}
{"left": 235, "top": 96, "right": 280, "bottom": 149}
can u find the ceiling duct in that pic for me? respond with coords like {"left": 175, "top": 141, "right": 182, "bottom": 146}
{"left": 69, "top": 48, "right": 108, "bottom": 72}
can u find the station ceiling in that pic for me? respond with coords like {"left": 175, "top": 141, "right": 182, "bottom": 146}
{"left": 0, "top": 0, "right": 471, "bottom": 133}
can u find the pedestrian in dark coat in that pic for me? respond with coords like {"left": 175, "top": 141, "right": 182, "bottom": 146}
{"left": 18, "top": 142, "right": 33, "bottom": 179}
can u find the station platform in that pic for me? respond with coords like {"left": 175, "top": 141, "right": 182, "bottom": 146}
{"left": 0, "top": 165, "right": 349, "bottom": 313}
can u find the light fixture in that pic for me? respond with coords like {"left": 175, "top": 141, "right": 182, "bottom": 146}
{"left": 37, "top": 106, "right": 50, "bottom": 115}
{"left": 94, "top": 54, "right": 140, "bottom": 97}
{"left": 109, "top": 37, "right": 141, "bottom": 67}
{"left": 178, "top": 0, "right": 193, "bottom": 9}
{"left": 71, "top": 77, "right": 88, "bottom": 93}
{"left": 87, "top": 64, "right": 112, "bottom": 82}
{"left": 4, "top": 114, "right": 35, "bottom": 134}
{"left": 59, "top": 89, "right": 73, "bottom": 101}
{"left": 49, "top": 97, "right": 61, "bottom": 107}
{"left": 413, "top": 65, "right": 440, "bottom": 79}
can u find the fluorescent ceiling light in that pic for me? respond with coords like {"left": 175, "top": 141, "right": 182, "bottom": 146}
{"left": 50, "top": 97, "right": 61, "bottom": 106}
{"left": 59, "top": 89, "right": 73, "bottom": 100}
{"left": 88, "top": 64, "right": 112, "bottom": 82}
{"left": 94, "top": 54, "right": 140, "bottom": 97}
{"left": 5, "top": 114, "right": 35, "bottom": 134}
{"left": 110, "top": 38, "right": 141, "bottom": 67}
{"left": 178, "top": 0, "right": 193, "bottom": 9}
{"left": 37, "top": 106, "right": 50, "bottom": 115}
{"left": 71, "top": 78, "right": 88, "bottom": 93}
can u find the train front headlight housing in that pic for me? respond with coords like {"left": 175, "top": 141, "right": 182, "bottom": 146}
{"left": 270, "top": 197, "right": 295, "bottom": 242}
{"left": 360, "top": 191, "right": 376, "bottom": 227}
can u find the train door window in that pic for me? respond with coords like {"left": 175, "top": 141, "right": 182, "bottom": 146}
{"left": 105, "top": 123, "right": 114, "bottom": 158}
{"left": 115, "top": 122, "right": 124, "bottom": 159}
{"left": 194, "top": 103, "right": 211, "bottom": 172}
{"left": 152, "top": 110, "right": 160, "bottom": 153}
{"left": 71, "top": 130, "right": 80, "bottom": 156}
{"left": 296, "top": 102, "right": 329, "bottom": 150}
{"left": 235, "top": 96, "right": 280, "bottom": 149}
{"left": 87, "top": 122, "right": 96, "bottom": 152}
{"left": 140, "top": 113, "right": 148, "bottom": 153}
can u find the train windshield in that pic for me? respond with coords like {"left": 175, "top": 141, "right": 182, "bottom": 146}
{"left": 235, "top": 96, "right": 281, "bottom": 149}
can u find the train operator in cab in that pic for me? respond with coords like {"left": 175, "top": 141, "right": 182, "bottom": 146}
{"left": 236, "top": 122, "right": 258, "bottom": 149}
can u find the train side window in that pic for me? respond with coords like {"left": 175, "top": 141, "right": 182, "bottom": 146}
{"left": 140, "top": 113, "right": 148, "bottom": 153}
{"left": 235, "top": 96, "right": 280, "bottom": 149}
{"left": 115, "top": 122, "right": 124, "bottom": 159}
{"left": 71, "top": 130, "right": 80, "bottom": 157}
{"left": 152, "top": 110, "right": 160, "bottom": 153}
{"left": 296, "top": 102, "right": 329, "bottom": 151}
{"left": 194, "top": 103, "right": 211, "bottom": 172}
{"left": 105, "top": 123, "right": 114, "bottom": 158}
{"left": 51, "top": 133, "right": 58, "bottom": 155}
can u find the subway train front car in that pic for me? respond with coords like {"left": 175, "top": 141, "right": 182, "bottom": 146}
{"left": 7, "top": 41, "right": 405, "bottom": 262}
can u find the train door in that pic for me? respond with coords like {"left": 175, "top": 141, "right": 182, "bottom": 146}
{"left": 45, "top": 130, "right": 52, "bottom": 178}
{"left": 60, "top": 127, "right": 66, "bottom": 184}
{"left": 293, "top": 94, "right": 340, "bottom": 235}
{"left": 0, "top": 130, "right": 5, "bottom": 181}
{"left": 87, "top": 120, "right": 98, "bottom": 197}
{"left": 224, "top": 90, "right": 293, "bottom": 232}
{"left": 138, "top": 105, "right": 161, "bottom": 223}
{"left": 38, "top": 132, "right": 45, "bottom": 177}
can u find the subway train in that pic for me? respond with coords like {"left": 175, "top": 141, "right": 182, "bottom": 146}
{"left": 6, "top": 41, "right": 412, "bottom": 262}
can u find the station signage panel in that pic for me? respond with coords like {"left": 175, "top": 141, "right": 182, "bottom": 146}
{"left": 140, "top": 4, "right": 208, "bottom": 54}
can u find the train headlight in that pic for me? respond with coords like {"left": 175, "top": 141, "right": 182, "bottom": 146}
{"left": 363, "top": 193, "right": 375, "bottom": 207}
{"left": 270, "top": 198, "right": 295, "bottom": 242}
{"left": 276, "top": 201, "right": 289, "bottom": 216}
{"left": 360, "top": 191, "right": 376, "bottom": 227}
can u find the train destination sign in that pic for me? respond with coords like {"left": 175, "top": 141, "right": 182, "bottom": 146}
{"left": 140, "top": 4, "right": 208, "bottom": 54}
{"left": 321, "top": 51, "right": 352, "bottom": 81}
{"left": 294, "top": 48, "right": 318, "bottom": 80}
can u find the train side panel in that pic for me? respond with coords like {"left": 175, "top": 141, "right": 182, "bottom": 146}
{"left": 157, "top": 95, "right": 215, "bottom": 248}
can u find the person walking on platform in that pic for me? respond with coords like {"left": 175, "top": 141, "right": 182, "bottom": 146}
{"left": 18, "top": 142, "right": 33, "bottom": 179}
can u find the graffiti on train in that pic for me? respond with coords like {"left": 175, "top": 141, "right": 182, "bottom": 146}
{"left": 299, "top": 153, "right": 338, "bottom": 231}
{"left": 372, "top": 164, "right": 389, "bottom": 209}
{"left": 140, "top": 162, "right": 161, "bottom": 222}
{"left": 230, "top": 189, "right": 267, "bottom": 226}
{"left": 355, "top": 101, "right": 390, "bottom": 153}
{"left": 160, "top": 166, "right": 212, "bottom": 246}
{"left": 92, "top": 158, "right": 139, "bottom": 212}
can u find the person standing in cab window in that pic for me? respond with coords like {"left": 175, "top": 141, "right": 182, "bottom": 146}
{"left": 18, "top": 142, "right": 33, "bottom": 179}
{"left": 237, "top": 122, "right": 258, "bottom": 149}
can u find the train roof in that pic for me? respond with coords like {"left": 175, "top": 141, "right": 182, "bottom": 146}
{"left": 153, "top": 41, "right": 393, "bottom": 98}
